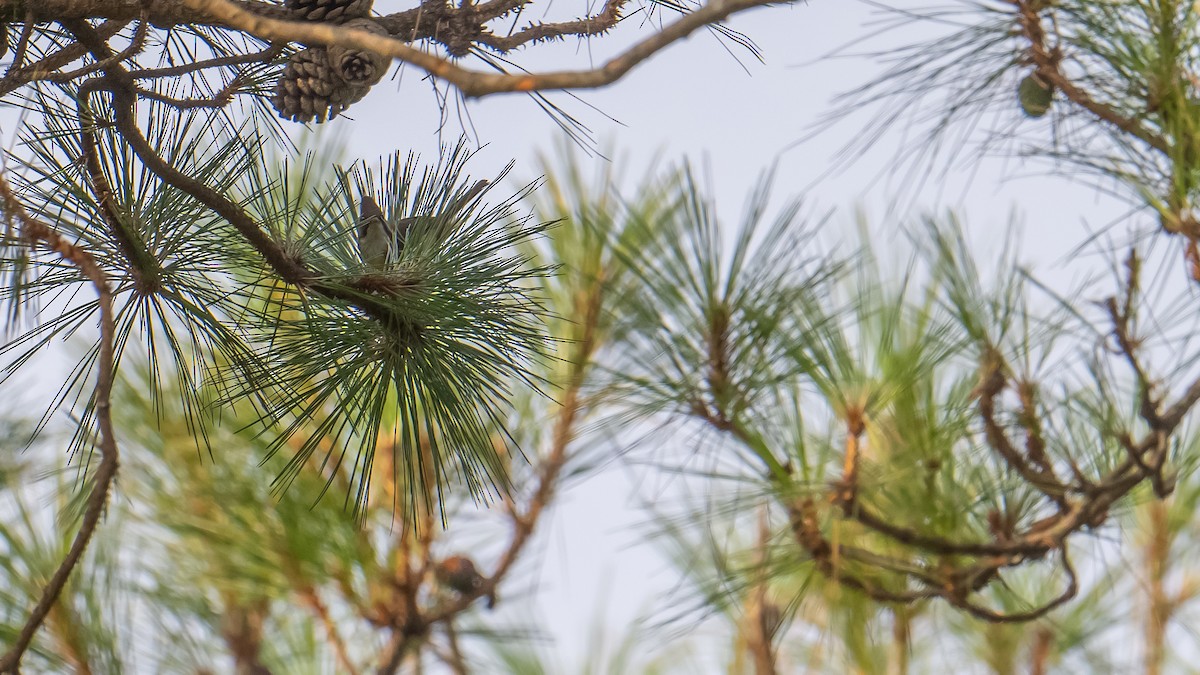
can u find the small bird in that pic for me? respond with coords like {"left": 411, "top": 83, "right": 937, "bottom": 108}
{"left": 358, "top": 194, "right": 391, "bottom": 269}
{"left": 356, "top": 179, "right": 489, "bottom": 270}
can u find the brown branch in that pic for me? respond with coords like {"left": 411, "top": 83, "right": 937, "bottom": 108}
{"left": 47, "top": 602, "right": 97, "bottom": 675}
{"left": 0, "top": 20, "right": 127, "bottom": 96}
{"left": 482, "top": 284, "right": 601, "bottom": 572}
{"left": 472, "top": 0, "right": 532, "bottom": 20}
{"left": 891, "top": 606, "right": 911, "bottom": 675}
{"left": 57, "top": 24, "right": 399, "bottom": 324}
{"left": 1103, "top": 263, "right": 1178, "bottom": 496}
{"left": 440, "top": 620, "right": 469, "bottom": 675}
{"left": 180, "top": 0, "right": 782, "bottom": 98}
{"left": 975, "top": 349, "right": 1069, "bottom": 507}
{"left": 849, "top": 501, "right": 1046, "bottom": 558}
{"left": 8, "top": 10, "right": 35, "bottom": 72}
{"left": 951, "top": 546, "right": 1079, "bottom": 623}
{"left": 785, "top": 498, "right": 938, "bottom": 604}
{"left": 109, "top": 86, "right": 309, "bottom": 283}
{"left": 42, "top": 17, "right": 149, "bottom": 83}
{"left": 0, "top": 0, "right": 293, "bottom": 24}
{"left": 298, "top": 586, "right": 360, "bottom": 675}
{"left": 77, "top": 77, "right": 154, "bottom": 292}
{"left": 477, "top": 0, "right": 630, "bottom": 51}
{"left": 1160, "top": 374, "right": 1200, "bottom": 430}
{"left": 1145, "top": 239, "right": 1200, "bottom": 428}
{"left": 0, "top": 0, "right": 486, "bottom": 40}
{"left": 1143, "top": 501, "right": 1170, "bottom": 675}
{"left": 1030, "top": 626, "right": 1053, "bottom": 675}
{"left": 1013, "top": 0, "right": 1169, "bottom": 154}
{"left": 376, "top": 631, "right": 417, "bottom": 675}
{"left": 1016, "top": 380, "right": 1055, "bottom": 477}
{"left": 61, "top": 20, "right": 319, "bottom": 289}
{"left": 102, "top": 81, "right": 406, "bottom": 324}
{"left": 687, "top": 336, "right": 1159, "bottom": 623}
{"left": 135, "top": 76, "right": 244, "bottom": 109}
{"left": 130, "top": 44, "right": 282, "bottom": 79}
{"left": 833, "top": 411, "right": 864, "bottom": 507}
{"left": 1106, "top": 294, "right": 1160, "bottom": 428}
{"left": 0, "top": 177, "right": 120, "bottom": 674}
{"left": 744, "top": 508, "right": 776, "bottom": 675}
{"left": 219, "top": 598, "right": 274, "bottom": 675}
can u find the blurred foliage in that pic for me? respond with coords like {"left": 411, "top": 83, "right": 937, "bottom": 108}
{"left": 1, "top": 146, "right": 1199, "bottom": 671}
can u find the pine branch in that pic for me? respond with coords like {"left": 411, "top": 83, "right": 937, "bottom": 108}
{"left": 181, "top": 0, "right": 783, "bottom": 97}
{"left": 0, "top": 175, "right": 120, "bottom": 675}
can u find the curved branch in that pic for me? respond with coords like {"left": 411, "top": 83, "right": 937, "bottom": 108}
{"left": 43, "top": 18, "right": 149, "bottom": 83}
{"left": 1013, "top": 0, "right": 1168, "bottom": 154}
{"left": 0, "top": 20, "right": 127, "bottom": 96}
{"left": 0, "top": 177, "right": 120, "bottom": 674}
{"left": 951, "top": 546, "right": 1079, "bottom": 624}
{"left": 181, "top": 0, "right": 783, "bottom": 97}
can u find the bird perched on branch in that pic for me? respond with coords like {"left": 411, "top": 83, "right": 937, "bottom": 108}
{"left": 357, "top": 180, "right": 489, "bottom": 269}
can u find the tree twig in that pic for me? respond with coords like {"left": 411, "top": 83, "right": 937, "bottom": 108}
{"left": 0, "top": 175, "right": 121, "bottom": 674}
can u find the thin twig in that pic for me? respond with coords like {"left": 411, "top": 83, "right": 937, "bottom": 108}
{"left": 441, "top": 620, "right": 469, "bottom": 675}
{"left": 8, "top": 11, "right": 35, "bottom": 72}
{"left": 135, "top": 76, "right": 244, "bottom": 109}
{"left": 42, "top": 18, "right": 149, "bottom": 83}
{"left": 77, "top": 77, "right": 152, "bottom": 291}
{"left": 130, "top": 44, "right": 281, "bottom": 79}
{"left": 0, "top": 20, "right": 127, "bottom": 96}
{"left": 376, "top": 631, "right": 411, "bottom": 675}
{"left": 0, "top": 175, "right": 120, "bottom": 674}
{"left": 476, "top": 0, "right": 630, "bottom": 51}
{"left": 298, "top": 586, "right": 361, "bottom": 675}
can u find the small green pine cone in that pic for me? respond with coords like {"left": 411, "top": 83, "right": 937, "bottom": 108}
{"left": 1018, "top": 72, "right": 1053, "bottom": 118}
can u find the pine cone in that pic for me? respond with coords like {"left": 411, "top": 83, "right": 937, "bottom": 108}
{"left": 327, "top": 18, "right": 390, "bottom": 86}
{"left": 284, "top": 0, "right": 373, "bottom": 22}
{"left": 272, "top": 48, "right": 372, "bottom": 123}
{"left": 1018, "top": 72, "right": 1053, "bottom": 118}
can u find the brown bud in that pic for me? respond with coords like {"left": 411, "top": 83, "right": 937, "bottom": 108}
{"left": 436, "top": 555, "right": 483, "bottom": 595}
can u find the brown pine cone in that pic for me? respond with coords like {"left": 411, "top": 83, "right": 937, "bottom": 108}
{"left": 284, "top": 0, "right": 373, "bottom": 22}
{"left": 272, "top": 48, "right": 372, "bottom": 123}
{"left": 327, "top": 18, "right": 390, "bottom": 86}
